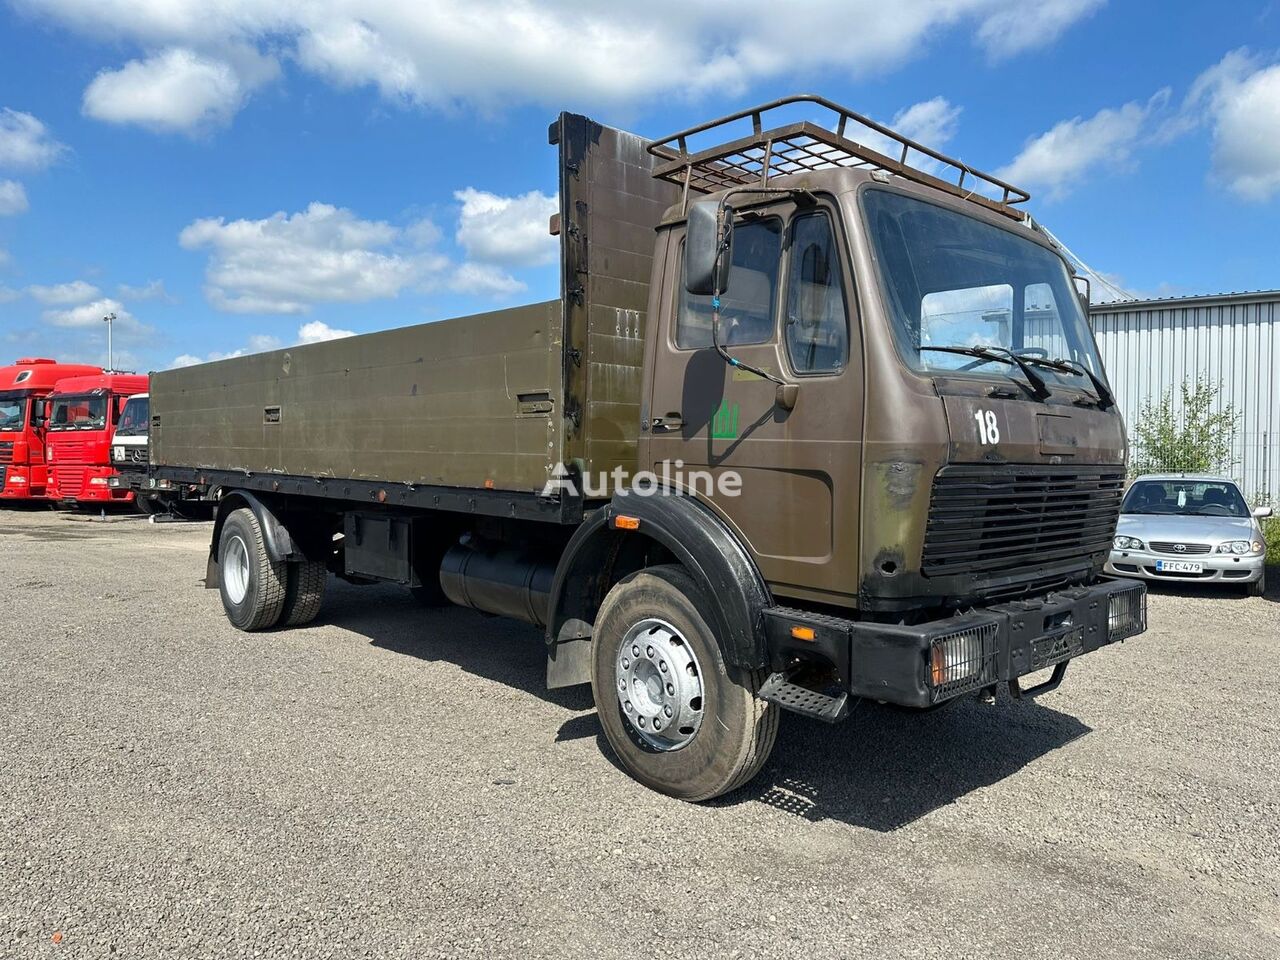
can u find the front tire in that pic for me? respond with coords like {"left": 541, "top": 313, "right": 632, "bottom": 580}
{"left": 590, "top": 564, "right": 778, "bottom": 802}
{"left": 1246, "top": 570, "right": 1266, "bottom": 597}
{"left": 218, "top": 508, "right": 287, "bottom": 631}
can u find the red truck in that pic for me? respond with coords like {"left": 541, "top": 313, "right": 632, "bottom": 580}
{"left": 0, "top": 358, "right": 104, "bottom": 502}
{"left": 45, "top": 372, "right": 149, "bottom": 506}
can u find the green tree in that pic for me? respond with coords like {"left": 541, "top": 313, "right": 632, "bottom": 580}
{"left": 1132, "top": 377, "right": 1239, "bottom": 476}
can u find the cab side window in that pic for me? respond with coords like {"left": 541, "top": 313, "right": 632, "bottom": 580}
{"left": 784, "top": 213, "right": 848, "bottom": 374}
{"left": 678, "top": 218, "right": 782, "bottom": 349}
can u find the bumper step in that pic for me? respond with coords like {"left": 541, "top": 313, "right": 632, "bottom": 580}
{"left": 759, "top": 672, "right": 849, "bottom": 723}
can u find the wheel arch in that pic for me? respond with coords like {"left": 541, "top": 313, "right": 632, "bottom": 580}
{"left": 545, "top": 490, "right": 773, "bottom": 686}
{"left": 205, "top": 490, "right": 314, "bottom": 588}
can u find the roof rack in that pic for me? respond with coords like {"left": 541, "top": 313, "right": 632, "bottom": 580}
{"left": 648, "top": 94, "right": 1030, "bottom": 220}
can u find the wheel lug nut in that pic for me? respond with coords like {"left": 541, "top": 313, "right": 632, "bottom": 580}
{"left": 646, "top": 645, "right": 654, "bottom": 658}
{"left": 664, "top": 705, "right": 673, "bottom": 717}
{"left": 666, "top": 683, "right": 674, "bottom": 696}
{"left": 659, "top": 661, "right": 667, "bottom": 673}
{"left": 622, "top": 657, "right": 630, "bottom": 669}
{"left": 624, "top": 701, "right": 633, "bottom": 712}
{"left": 632, "top": 645, "right": 640, "bottom": 657}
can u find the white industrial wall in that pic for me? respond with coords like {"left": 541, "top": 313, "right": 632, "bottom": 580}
{"left": 1091, "top": 292, "right": 1280, "bottom": 501}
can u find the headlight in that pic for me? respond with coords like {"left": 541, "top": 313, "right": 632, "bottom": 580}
{"left": 1113, "top": 536, "right": 1145, "bottom": 550}
{"left": 1217, "top": 540, "right": 1263, "bottom": 555}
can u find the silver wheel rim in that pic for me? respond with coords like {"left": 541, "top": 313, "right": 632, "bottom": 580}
{"left": 615, "top": 617, "right": 704, "bottom": 751}
{"left": 224, "top": 535, "right": 250, "bottom": 605}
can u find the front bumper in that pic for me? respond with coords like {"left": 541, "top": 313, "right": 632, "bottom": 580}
{"left": 765, "top": 578, "right": 1146, "bottom": 710}
{"left": 0, "top": 465, "right": 48, "bottom": 499}
{"left": 1105, "top": 549, "right": 1264, "bottom": 584}
{"left": 62, "top": 467, "right": 134, "bottom": 503}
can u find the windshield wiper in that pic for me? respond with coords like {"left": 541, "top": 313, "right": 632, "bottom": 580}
{"left": 919, "top": 346, "right": 1051, "bottom": 400}
{"left": 1017, "top": 354, "right": 1115, "bottom": 409}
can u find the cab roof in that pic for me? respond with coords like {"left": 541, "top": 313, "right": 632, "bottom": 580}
{"left": 1, "top": 359, "right": 103, "bottom": 392}
{"left": 48, "top": 372, "right": 149, "bottom": 396}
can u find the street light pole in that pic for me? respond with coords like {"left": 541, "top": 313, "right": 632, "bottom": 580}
{"left": 103, "top": 312, "right": 115, "bottom": 371}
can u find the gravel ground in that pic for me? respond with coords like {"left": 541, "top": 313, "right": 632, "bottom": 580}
{"left": 1, "top": 506, "right": 1277, "bottom": 960}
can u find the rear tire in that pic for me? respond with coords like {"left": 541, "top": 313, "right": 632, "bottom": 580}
{"left": 590, "top": 564, "right": 778, "bottom": 802}
{"left": 281, "top": 561, "right": 327, "bottom": 626}
{"left": 218, "top": 508, "right": 287, "bottom": 631}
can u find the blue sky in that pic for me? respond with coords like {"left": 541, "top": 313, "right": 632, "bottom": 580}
{"left": 0, "top": 0, "right": 1278, "bottom": 373}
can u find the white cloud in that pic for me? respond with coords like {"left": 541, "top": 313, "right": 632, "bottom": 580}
{"left": 18, "top": 1, "right": 1102, "bottom": 127}
{"left": 248, "top": 333, "right": 283, "bottom": 351}
{"left": 0, "top": 179, "right": 28, "bottom": 215}
{"left": 297, "top": 320, "right": 354, "bottom": 343}
{"left": 28, "top": 279, "right": 101, "bottom": 305}
{"left": 178, "top": 202, "right": 446, "bottom": 314}
{"left": 0, "top": 108, "right": 66, "bottom": 169}
{"left": 82, "top": 47, "right": 268, "bottom": 133}
{"left": 448, "top": 262, "right": 526, "bottom": 298}
{"left": 997, "top": 96, "right": 1160, "bottom": 200}
{"left": 117, "top": 279, "right": 173, "bottom": 302}
{"left": 43, "top": 297, "right": 135, "bottom": 329}
{"left": 170, "top": 354, "right": 203, "bottom": 368}
{"left": 976, "top": 0, "right": 1105, "bottom": 59}
{"left": 454, "top": 187, "right": 557, "bottom": 268}
{"left": 0, "top": 285, "right": 20, "bottom": 303}
{"left": 1183, "top": 50, "right": 1280, "bottom": 202}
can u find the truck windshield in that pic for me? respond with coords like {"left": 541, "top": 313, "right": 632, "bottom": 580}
{"left": 0, "top": 392, "right": 27, "bottom": 431}
{"left": 862, "top": 189, "right": 1103, "bottom": 386}
{"left": 48, "top": 394, "right": 107, "bottom": 431}
{"left": 116, "top": 396, "right": 149, "bottom": 437}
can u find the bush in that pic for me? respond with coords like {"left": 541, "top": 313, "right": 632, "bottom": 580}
{"left": 1131, "top": 377, "right": 1239, "bottom": 477}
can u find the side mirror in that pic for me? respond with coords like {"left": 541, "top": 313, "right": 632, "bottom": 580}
{"left": 1073, "top": 275, "right": 1093, "bottom": 325}
{"left": 1253, "top": 505, "right": 1273, "bottom": 519}
{"left": 685, "top": 199, "right": 734, "bottom": 296}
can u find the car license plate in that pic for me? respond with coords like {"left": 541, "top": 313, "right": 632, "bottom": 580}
{"left": 1156, "top": 560, "right": 1202, "bottom": 573}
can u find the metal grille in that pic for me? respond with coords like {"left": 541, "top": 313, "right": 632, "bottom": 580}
{"left": 120, "top": 446, "right": 148, "bottom": 464}
{"left": 929, "top": 622, "right": 999, "bottom": 703}
{"left": 922, "top": 465, "right": 1125, "bottom": 578}
{"left": 0, "top": 441, "right": 12, "bottom": 464}
{"left": 51, "top": 465, "right": 84, "bottom": 499}
{"left": 1149, "top": 541, "right": 1212, "bottom": 555}
{"left": 1108, "top": 584, "right": 1147, "bottom": 641}
{"left": 648, "top": 95, "right": 1030, "bottom": 220}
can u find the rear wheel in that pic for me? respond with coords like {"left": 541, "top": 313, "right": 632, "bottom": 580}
{"left": 281, "top": 560, "right": 327, "bottom": 626}
{"left": 590, "top": 564, "right": 778, "bottom": 802}
{"left": 218, "top": 508, "right": 287, "bottom": 631}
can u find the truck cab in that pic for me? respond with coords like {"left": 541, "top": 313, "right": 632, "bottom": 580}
{"left": 151, "top": 96, "right": 1146, "bottom": 802}
{"left": 46, "top": 373, "right": 149, "bottom": 505}
{"left": 0, "top": 358, "right": 103, "bottom": 501}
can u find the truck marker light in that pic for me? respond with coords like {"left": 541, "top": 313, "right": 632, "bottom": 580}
{"left": 484, "top": 479, "right": 495, "bottom": 489}
{"left": 790, "top": 625, "right": 816, "bottom": 641}
{"left": 614, "top": 515, "right": 641, "bottom": 531}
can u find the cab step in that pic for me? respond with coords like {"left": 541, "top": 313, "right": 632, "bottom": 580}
{"left": 758, "top": 672, "right": 849, "bottom": 723}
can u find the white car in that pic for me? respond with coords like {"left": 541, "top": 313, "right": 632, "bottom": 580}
{"left": 1105, "top": 475, "right": 1271, "bottom": 596}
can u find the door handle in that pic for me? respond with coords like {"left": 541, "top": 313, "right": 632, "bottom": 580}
{"left": 651, "top": 413, "right": 683, "bottom": 432}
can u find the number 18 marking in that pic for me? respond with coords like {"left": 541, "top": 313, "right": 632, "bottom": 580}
{"left": 974, "top": 409, "right": 1000, "bottom": 445}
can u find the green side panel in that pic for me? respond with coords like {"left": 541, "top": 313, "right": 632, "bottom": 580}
{"left": 556, "top": 113, "right": 681, "bottom": 486}
{"left": 150, "top": 301, "right": 563, "bottom": 493}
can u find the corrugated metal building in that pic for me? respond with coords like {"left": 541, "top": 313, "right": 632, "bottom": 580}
{"left": 1090, "top": 290, "right": 1280, "bottom": 501}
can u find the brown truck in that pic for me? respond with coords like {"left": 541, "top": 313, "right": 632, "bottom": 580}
{"left": 150, "top": 95, "right": 1147, "bottom": 801}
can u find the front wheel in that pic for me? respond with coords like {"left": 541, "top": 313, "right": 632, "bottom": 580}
{"left": 218, "top": 508, "right": 287, "bottom": 630}
{"left": 1246, "top": 571, "right": 1266, "bottom": 597}
{"left": 590, "top": 564, "right": 778, "bottom": 802}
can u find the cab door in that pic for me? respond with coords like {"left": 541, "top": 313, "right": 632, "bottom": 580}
{"left": 642, "top": 201, "right": 863, "bottom": 607}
